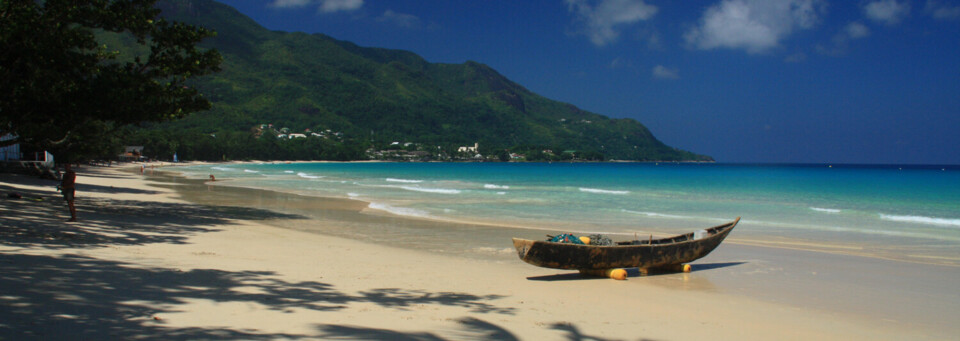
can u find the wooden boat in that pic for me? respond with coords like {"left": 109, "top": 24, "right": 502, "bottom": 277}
{"left": 512, "top": 217, "right": 739, "bottom": 271}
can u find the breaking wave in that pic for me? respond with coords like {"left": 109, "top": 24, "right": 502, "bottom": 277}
{"left": 484, "top": 184, "right": 510, "bottom": 189}
{"left": 386, "top": 178, "right": 423, "bottom": 183}
{"left": 879, "top": 214, "right": 960, "bottom": 227}
{"left": 297, "top": 172, "right": 321, "bottom": 179}
{"left": 579, "top": 187, "right": 629, "bottom": 195}
{"left": 399, "top": 186, "right": 461, "bottom": 194}
{"left": 621, "top": 210, "right": 688, "bottom": 219}
{"left": 368, "top": 202, "right": 431, "bottom": 219}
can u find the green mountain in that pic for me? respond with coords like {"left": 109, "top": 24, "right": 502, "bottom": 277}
{"left": 133, "top": 0, "right": 711, "bottom": 162}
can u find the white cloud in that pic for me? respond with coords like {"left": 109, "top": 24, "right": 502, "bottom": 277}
{"left": 269, "top": 0, "right": 313, "bottom": 8}
{"left": 566, "top": 0, "right": 659, "bottom": 46}
{"left": 925, "top": 0, "right": 960, "bottom": 20}
{"left": 684, "top": 0, "right": 826, "bottom": 54}
{"left": 377, "top": 10, "right": 421, "bottom": 28}
{"left": 844, "top": 22, "right": 871, "bottom": 39}
{"left": 863, "top": 0, "right": 911, "bottom": 25}
{"left": 269, "top": 0, "right": 363, "bottom": 13}
{"left": 652, "top": 65, "right": 679, "bottom": 79}
{"left": 818, "top": 21, "right": 871, "bottom": 55}
{"left": 319, "top": 0, "right": 363, "bottom": 13}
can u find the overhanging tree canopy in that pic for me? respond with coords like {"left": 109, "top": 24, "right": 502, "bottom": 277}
{"left": 0, "top": 0, "right": 221, "bottom": 160}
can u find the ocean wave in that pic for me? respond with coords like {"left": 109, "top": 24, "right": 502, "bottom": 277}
{"left": 284, "top": 170, "right": 295, "bottom": 174}
{"left": 368, "top": 202, "right": 431, "bottom": 218}
{"left": 400, "top": 186, "right": 461, "bottom": 194}
{"left": 580, "top": 187, "right": 629, "bottom": 195}
{"left": 210, "top": 167, "right": 235, "bottom": 171}
{"left": 734, "top": 217, "right": 960, "bottom": 242}
{"left": 484, "top": 184, "right": 510, "bottom": 189}
{"left": 767, "top": 220, "right": 960, "bottom": 241}
{"left": 879, "top": 214, "right": 960, "bottom": 227}
{"left": 386, "top": 178, "right": 423, "bottom": 183}
{"left": 621, "top": 210, "right": 688, "bottom": 219}
{"left": 244, "top": 169, "right": 259, "bottom": 173}
{"left": 297, "top": 172, "right": 321, "bottom": 179}
{"left": 496, "top": 192, "right": 507, "bottom": 195}
{"left": 810, "top": 207, "right": 841, "bottom": 213}
{"left": 472, "top": 247, "right": 516, "bottom": 255}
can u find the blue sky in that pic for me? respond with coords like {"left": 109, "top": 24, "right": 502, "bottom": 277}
{"left": 219, "top": 0, "right": 960, "bottom": 164}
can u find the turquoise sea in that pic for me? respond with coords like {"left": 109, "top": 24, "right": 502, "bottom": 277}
{"left": 173, "top": 162, "right": 960, "bottom": 265}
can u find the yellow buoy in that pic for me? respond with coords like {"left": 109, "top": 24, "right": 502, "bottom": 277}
{"left": 608, "top": 268, "right": 628, "bottom": 280}
{"left": 580, "top": 268, "right": 628, "bottom": 280}
{"left": 579, "top": 236, "right": 591, "bottom": 245}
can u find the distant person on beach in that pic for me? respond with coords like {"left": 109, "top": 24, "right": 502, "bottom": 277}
{"left": 59, "top": 164, "right": 77, "bottom": 222}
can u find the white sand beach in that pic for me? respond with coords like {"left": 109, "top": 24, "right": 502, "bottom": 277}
{"left": 1, "top": 163, "right": 956, "bottom": 340}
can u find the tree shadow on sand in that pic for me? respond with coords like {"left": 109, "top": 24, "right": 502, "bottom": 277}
{"left": 1, "top": 179, "right": 527, "bottom": 339}
{"left": 1, "top": 173, "right": 637, "bottom": 339}
{"left": 551, "top": 322, "right": 660, "bottom": 341}
{"left": 0, "top": 252, "right": 523, "bottom": 339}
{"left": 0, "top": 253, "right": 320, "bottom": 339}
{"left": 0, "top": 181, "right": 305, "bottom": 250}
{"left": 76, "top": 182, "right": 164, "bottom": 195}
{"left": 315, "top": 317, "right": 519, "bottom": 340}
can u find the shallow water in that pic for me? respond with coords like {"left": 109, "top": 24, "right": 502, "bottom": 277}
{"left": 170, "top": 162, "right": 960, "bottom": 265}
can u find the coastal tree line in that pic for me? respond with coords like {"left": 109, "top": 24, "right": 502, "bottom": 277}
{"left": 124, "top": 127, "right": 606, "bottom": 162}
{"left": 0, "top": 0, "right": 221, "bottom": 164}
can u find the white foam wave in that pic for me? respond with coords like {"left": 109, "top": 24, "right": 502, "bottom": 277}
{"left": 484, "top": 184, "right": 510, "bottom": 189}
{"left": 400, "top": 186, "right": 461, "bottom": 194}
{"left": 346, "top": 192, "right": 359, "bottom": 197}
{"left": 580, "top": 187, "right": 629, "bottom": 195}
{"left": 810, "top": 207, "right": 841, "bottom": 213}
{"left": 386, "top": 178, "right": 423, "bottom": 183}
{"left": 297, "top": 172, "right": 321, "bottom": 179}
{"left": 759, "top": 220, "right": 960, "bottom": 241}
{"left": 879, "top": 214, "right": 960, "bottom": 227}
{"left": 472, "top": 247, "right": 516, "bottom": 255}
{"left": 496, "top": 192, "right": 507, "bottom": 195}
{"left": 284, "top": 170, "right": 295, "bottom": 174}
{"left": 244, "top": 169, "right": 259, "bottom": 173}
{"left": 210, "top": 167, "right": 235, "bottom": 171}
{"left": 368, "top": 202, "right": 431, "bottom": 218}
{"left": 621, "top": 210, "right": 687, "bottom": 219}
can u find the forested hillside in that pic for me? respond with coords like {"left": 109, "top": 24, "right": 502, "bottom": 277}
{"left": 125, "top": 0, "right": 711, "bottom": 162}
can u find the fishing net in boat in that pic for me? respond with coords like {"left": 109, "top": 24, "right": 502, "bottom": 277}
{"left": 547, "top": 233, "right": 614, "bottom": 246}
{"left": 548, "top": 233, "right": 584, "bottom": 244}
{"left": 587, "top": 234, "right": 613, "bottom": 246}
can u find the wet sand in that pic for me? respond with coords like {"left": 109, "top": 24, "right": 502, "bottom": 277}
{"left": 1, "top": 163, "right": 957, "bottom": 339}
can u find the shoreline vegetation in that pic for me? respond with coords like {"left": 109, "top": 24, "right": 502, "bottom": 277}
{"left": 2, "top": 161, "right": 958, "bottom": 339}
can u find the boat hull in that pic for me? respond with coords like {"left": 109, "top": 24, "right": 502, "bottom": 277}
{"left": 512, "top": 218, "right": 739, "bottom": 270}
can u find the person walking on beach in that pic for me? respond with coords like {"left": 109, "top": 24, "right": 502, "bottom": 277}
{"left": 59, "top": 164, "right": 77, "bottom": 222}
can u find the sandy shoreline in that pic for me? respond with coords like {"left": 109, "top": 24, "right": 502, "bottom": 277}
{"left": 167, "top": 161, "right": 960, "bottom": 268}
{"left": 2, "top": 163, "right": 957, "bottom": 339}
